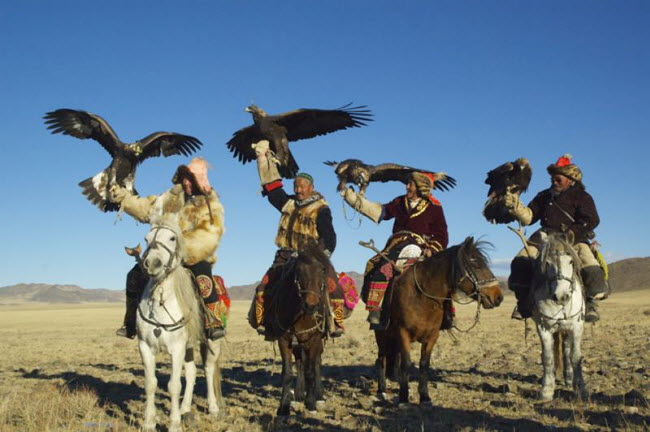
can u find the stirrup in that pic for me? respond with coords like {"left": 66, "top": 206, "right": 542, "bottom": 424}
{"left": 585, "top": 300, "right": 600, "bottom": 323}
{"left": 329, "top": 327, "right": 344, "bottom": 338}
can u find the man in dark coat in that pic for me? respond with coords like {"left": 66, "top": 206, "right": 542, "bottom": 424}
{"left": 505, "top": 154, "right": 608, "bottom": 322}
{"left": 247, "top": 140, "right": 345, "bottom": 337}
{"left": 341, "top": 172, "right": 450, "bottom": 329}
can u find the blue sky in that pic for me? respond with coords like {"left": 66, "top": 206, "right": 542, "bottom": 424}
{"left": 1, "top": 1, "right": 648, "bottom": 289}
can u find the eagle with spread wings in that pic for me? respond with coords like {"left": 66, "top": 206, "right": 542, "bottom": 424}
{"left": 324, "top": 159, "right": 457, "bottom": 195}
{"left": 226, "top": 103, "right": 373, "bottom": 178}
{"left": 43, "top": 109, "right": 203, "bottom": 212}
{"left": 483, "top": 157, "right": 532, "bottom": 224}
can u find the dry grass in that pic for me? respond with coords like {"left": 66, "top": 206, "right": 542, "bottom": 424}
{"left": 0, "top": 293, "right": 648, "bottom": 431}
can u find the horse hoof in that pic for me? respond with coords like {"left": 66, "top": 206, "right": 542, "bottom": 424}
{"left": 208, "top": 407, "right": 220, "bottom": 418}
{"left": 142, "top": 424, "right": 156, "bottom": 432}
{"left": 540, "top": 390, "right": 554, "bottom": 402}
{"left": 169, "top": 424, "right": 182, "bottom": 432}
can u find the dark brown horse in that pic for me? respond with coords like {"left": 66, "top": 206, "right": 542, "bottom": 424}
{"left": 263, "top": 243, "right": 334, "bottom": 415}
{"left": 375, "top": 236, "right": 504, "bottom": 405}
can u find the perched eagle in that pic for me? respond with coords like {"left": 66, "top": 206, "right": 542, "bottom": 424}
{"left": 44, "top": 109, "right": 203, "bottom": 212}
{"left": 324, "top": 159, "right": 457, "bottom": 195}
{"left": 226, "top": 103, "right": 373, "bottom": 178}
{"left": 483, "top": 157, "right": 532, "bottom": 224}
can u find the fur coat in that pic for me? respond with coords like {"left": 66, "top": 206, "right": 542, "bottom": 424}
{"left": 119, "top": 186, "right": 225, "bottom": 265}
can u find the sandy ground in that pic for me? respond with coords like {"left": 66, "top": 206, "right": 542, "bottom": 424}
{"left": 0, "top": 293, "right": 647, "bottom": 431}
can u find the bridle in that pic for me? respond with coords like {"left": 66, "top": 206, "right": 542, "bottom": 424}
{"left": 138, "top": 224, "right": 187, "bottom": 335}
{"left": 535, "top": 249, "right": 583, "bottom": 321}
{"left": 413, "top": 243, "right": 498, "bottom": 332}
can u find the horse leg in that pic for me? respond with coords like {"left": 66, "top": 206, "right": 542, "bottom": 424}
{"left": 375, "top": 330, "right": 388, "bottom": 399}
{"left": 277, "top": 337, "right": 294, "bottom": 416}
{"left": 569, "top": 323, "right": 588, "bottom": 399}
{"left": 418, "top": 332, "right": 439, "bottom": 405}
{"left": 167, "top": 346, "right": 185, "bottom": 432}
{"left": 315, "top": 350, "right": 325, "bottom": 405}
{"left": 180, "top": 347, "right": 197, "bottom": 417}
{"left": 560, "top": 332, "right": 574, "bottom": 387}
{"left": 293, "top": 345, "right": 305, "bottom": 402}
{"left": 304, "top": 338, "right": 324, "bottom": 413}
{"left": 397, "top": 328, "right": 412, "bottom": 405}
{"left": 536, "top": 325, "right": 556, "bottom": 402}
{"left": 203, "top": 339, "right": 222, "bottom": 417}
{"left": 138, "top": 342, "right": 158, "bottom": 432}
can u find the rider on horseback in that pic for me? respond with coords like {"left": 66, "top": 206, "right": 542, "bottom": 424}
{"left": 248, "top": 140, "right": 346, "bottom": 338}
{"left": 111, "top": 157, "right": 227, "bottom": 339}
{"left": 341, "top": 172, "right": 451, "bottom": 329}
{"left": 505, "top": 154, "right": 608, "bottom": 322}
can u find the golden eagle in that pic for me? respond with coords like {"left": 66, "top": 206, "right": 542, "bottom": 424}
{"left": 324, "top": 159, "right": 457, "bottom": 195}
{"left": 226, "top": 103, "right": 373, "bottom": 178}
{"left": 483, "top": 157, "right": 532, "bottom": 224}
{"left": 44, "top": 109, "right": 202, "bottom": 212}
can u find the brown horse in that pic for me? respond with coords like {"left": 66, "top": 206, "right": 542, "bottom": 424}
{"left": 263, "top": 243, "right": 334, "bottom": 415}
{"left": 375, "top": 236, "right": 504, "bottom": 405}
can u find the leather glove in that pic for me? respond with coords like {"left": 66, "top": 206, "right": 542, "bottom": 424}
{"left": 504, "top": 192, "right": 532, "bottom": 225}
{"left": 252, "top": 140, "right": 281, "bottom": 186}
{"left": 109, "top": 185, "right": 129, "bottom": 203}
{"left": 341, "top": 187, "right": 383, "bottom": 223}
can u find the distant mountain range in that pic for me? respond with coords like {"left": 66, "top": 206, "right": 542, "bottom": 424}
{"left": 1, "top": 257, "right": 647, "bottom": 304}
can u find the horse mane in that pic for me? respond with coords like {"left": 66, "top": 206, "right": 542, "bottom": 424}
{"left": 297, "top": 242, "right": 334, "bottom": 272}
{"left": 538, "top": 232, "right": 582, "bottom": 275}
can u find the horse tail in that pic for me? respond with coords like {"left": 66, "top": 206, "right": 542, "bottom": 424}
{"left": 213, "top": 359, "right": 224, "bottom": 407}
{"left": 553, "top": 332, "right": 563, "bottom": 376}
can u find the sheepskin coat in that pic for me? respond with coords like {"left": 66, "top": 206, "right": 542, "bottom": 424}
{"left": 119, "top": 186, "right": 225, "bottom": 265}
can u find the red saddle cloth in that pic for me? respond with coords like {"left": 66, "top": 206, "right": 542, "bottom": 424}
{"left": 338, "top": 272, "right": 359, "bottom": 311}
{"left": 212, "top": 275, "right": 231, "bottom": 325}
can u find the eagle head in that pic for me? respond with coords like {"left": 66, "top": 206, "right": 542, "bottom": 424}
{"left": 245, "top": 104, "right": 266, "bottom": 119}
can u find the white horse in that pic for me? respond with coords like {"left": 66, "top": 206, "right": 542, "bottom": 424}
{"left": 531, "top": 231, "right": 587, "bottom": 402}
{"left": 137, "top": 213, "right": 223, "bottom": 432}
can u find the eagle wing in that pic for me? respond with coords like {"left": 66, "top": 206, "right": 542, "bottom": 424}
{"left": 484, "top": 158, "right": 532, "bottom": 196}
{"left": 225, "top": 125, "right": 266, "bottom": 164}
{"left": 135, "top": 132, "right": 203, "bottom": 163}
{"left": 272, "top": 104, "right": 373, "bottom": 142}
{"left": 43, "top": 109, "right": 122, "bottom": 157}
{"left": 369, "top": 163, "right": 457, "bottom": 191}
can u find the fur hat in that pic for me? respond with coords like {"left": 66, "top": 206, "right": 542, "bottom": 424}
{"left": 547, "top": 153, "right": 583, "bottom": 184}
{"left": 172, "top": 157, "right": 212, "bottom": 195}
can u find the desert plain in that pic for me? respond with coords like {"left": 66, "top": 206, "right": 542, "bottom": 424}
{"left": 0, "top": 292, "right": 648, "bottom": 431}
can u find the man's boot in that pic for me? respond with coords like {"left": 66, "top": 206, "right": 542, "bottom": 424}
{"left": 585, "top": 298, "right": 599, "bottom": 323}
{"left": 253, "top": 291, "right": 266, "bottom": 335}
{"left": 367, "top": 309, "right": 381, "bottom": 325}
{"left": 582, "top": 265, "right": 608, "bottom": 323}
{"left": 116, "top": 295, "right": 138, "bottom": 339}
{"left": 509, "top": 257, "right": 534, "bottom": 320}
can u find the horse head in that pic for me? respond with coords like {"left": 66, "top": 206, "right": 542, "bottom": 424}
{"left": 537, "top": 232, "right": 581, "bottom": 305}
{"left": 142, "top": 213, "right": 186, "bottom": 280}
{"left": 293, "top": 243, "right": 332, "bottom": 316}
{"left": 454, "top": 237, "right": 503, "bottom": 309}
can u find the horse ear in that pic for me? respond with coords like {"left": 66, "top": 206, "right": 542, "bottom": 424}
{"left": 464, "top": 236, "right": 473, "bottom": 245}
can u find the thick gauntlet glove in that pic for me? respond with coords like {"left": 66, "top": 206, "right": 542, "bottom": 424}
{"left": 341, "top": 187, "right": 382, "bottom": 223}
{"left": 252, "top": 140, "right": 281, "bottom": 186}
{"left": 504, "top": 192, "right": 532, "bottom": 225}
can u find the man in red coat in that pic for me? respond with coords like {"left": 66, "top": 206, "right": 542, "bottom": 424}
{"left": 341, "top": 172, "right": 450, "bottom": 329}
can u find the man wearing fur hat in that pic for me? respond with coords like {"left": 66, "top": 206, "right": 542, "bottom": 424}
{"left": 248, "top": 140, "right": 346, "bottom": 338}
{"left": 110, "top": 157, "right": 227, "bottom": 339}
{"left": 505, "top": 154, "right": 608, "bottom": 322}
{"left": 341, "top": 172, "right": 450, "bottom": 329}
